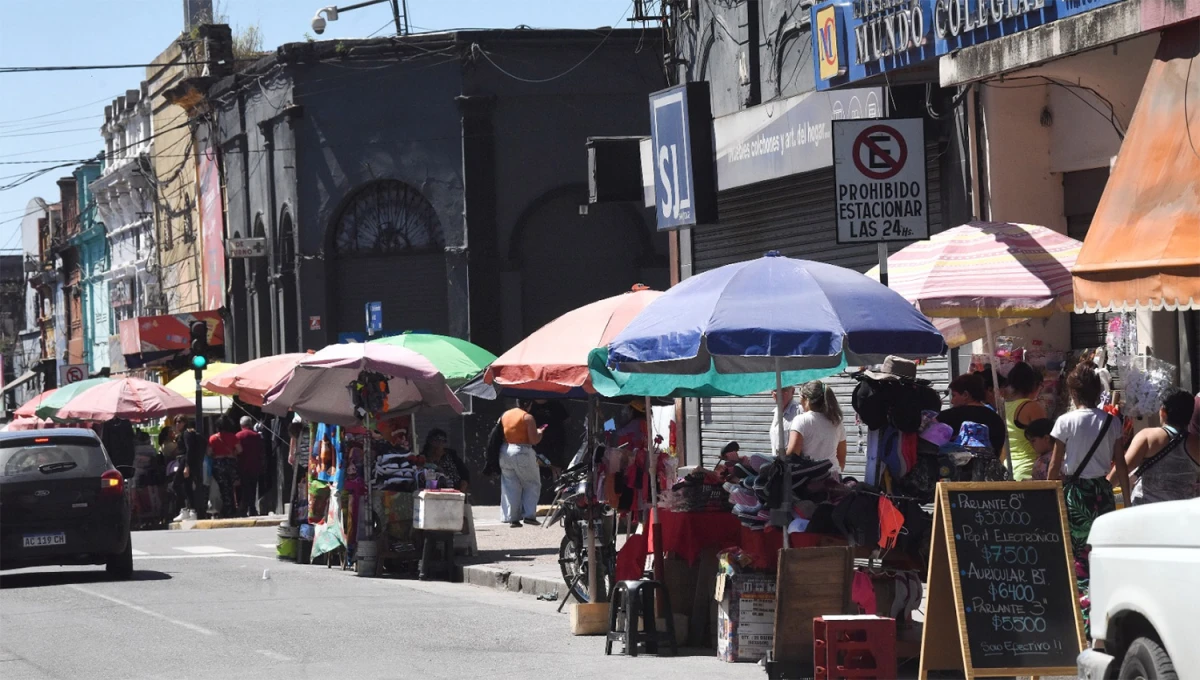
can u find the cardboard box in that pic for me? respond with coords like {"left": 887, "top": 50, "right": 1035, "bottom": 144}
{"left": 716, "top": 573, "right": 776, "bottom": 663}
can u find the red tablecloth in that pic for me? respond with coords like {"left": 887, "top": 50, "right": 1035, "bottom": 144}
{"left": 648, "top": 509, "right": 783, "bottom": 570}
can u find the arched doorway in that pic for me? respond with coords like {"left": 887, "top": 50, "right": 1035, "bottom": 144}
{"left": 510, "top": 185, "right": 666, "bottom": 336}
{"left": 277, "top": 208, "right": 300, "bottom": 352}
{"left": 328, "top": 180, "right": 448, "bottom": 338}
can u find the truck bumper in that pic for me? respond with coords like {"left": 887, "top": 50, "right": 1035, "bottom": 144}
{"left": 1078, "top": 648, "right": 1116, "bottom": 680}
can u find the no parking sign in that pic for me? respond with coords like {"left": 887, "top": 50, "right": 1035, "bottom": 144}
{"left": 833, "top": 118, "right": 929, "bottom": 244}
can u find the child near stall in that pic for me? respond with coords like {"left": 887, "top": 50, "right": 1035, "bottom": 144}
{"left": 1025, "top": 418, "right": 1055, "bottom": 480}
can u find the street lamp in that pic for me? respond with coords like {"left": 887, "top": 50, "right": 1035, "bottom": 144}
{"left": 310, "top": 0, "right": 408, "bottom": 36}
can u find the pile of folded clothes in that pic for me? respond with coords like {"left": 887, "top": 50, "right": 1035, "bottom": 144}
{"left": 374, "top": 450, "right": 425, "bottom": 492}
{"left": 723, "top": 454, "right": 837, "bottom": 530}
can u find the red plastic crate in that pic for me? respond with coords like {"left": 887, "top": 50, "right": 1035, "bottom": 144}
{"left": 813, "top": 616, "right": 896, "bottom": 680}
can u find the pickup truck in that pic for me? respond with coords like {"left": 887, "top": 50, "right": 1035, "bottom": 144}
{"left": 1078, "top": 498, "right": 1200, "bottom": 680}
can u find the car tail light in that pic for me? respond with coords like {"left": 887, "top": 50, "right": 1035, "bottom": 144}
{"left": 100, "top": 469, "right": 124, "bottom": 496}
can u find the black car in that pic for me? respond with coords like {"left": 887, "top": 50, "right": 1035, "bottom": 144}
{"left": 0, "top": 428, "right": 133, "bottom": 578}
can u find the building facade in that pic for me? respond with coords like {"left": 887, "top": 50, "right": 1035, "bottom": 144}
{"left": 9, "top": 198, "right": 49, "bottom": 407}
{"left": 93, "top": 85, "right": 156, "bottom": 373}
{"left": 69, "top": 161, "right": 106, "bottom": 375}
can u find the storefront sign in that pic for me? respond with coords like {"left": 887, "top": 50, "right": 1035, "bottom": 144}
{"left": 817, "top": 5, "right": 846, "bottom": 79}
{"left": 813, "top": 0, "right": 1127, "bottom": 89}
{"left": 833, "top": 118, "right": 928, "bottom": 243}
{"left": 714, "top": 88, "right": 885, "bottom": 191}
{"left": 226, "top": 237, "right": 268, "bottom": 258}
{"left": 198, "top": 147, "right": 227, "bottom": 311}
{"left": 921, "top": 482, "right": 1084, "bottom": 677}
{"left": 649, "top": 82, "right": 717, "bottom": 230}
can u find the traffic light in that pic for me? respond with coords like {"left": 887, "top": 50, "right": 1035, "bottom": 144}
{"left": 189, "top": 320, "right": 209, "bottom": 371}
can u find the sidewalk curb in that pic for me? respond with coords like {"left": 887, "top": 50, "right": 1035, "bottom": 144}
{"left": 169, "top": 518, "right": 285, "bottom": 531}
{"left": 461, "top": 563, "right": 569, "bottom": 601}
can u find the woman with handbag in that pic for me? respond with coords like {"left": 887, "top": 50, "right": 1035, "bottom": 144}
{"left": 1119, "top": 389, "right": 1199, "bottom": 505}
{"left": 1047, "top": 362, "right": 1130, "bottom": 637}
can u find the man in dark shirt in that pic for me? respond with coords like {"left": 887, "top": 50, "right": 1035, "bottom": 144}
{"left": 177, "top": 417, "right": 208, "bottom": 520}
{"left": 937, "top": 374, "right": 1009, "bottom": 455}
{"left": 235, "top": 416, "right": 266, "bottom": 516}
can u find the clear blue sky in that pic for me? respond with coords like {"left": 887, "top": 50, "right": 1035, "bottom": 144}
{"left": 0, "top": 0, "right": 635, "bottom": 251}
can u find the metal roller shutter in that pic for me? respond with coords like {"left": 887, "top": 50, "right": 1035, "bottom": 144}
{"left": 691, "top": 140, "right": 948, "bottom": 475}
{"left": 332, "top": 253, "right": 449, "bottom": 337}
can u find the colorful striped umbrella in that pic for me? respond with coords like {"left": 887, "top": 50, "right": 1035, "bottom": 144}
{"left": 370, "top": 333, "right": 496, "bottom": 389}
{"left": 53, "top": 377, "right": 194, "bottom": 423}
{"left": 14, "top": 388, "right": 57, "bottom": 418}
{"left": 868, "top": 221, "right": 1082, "bottom": 348}
{"left": 34, "top": 378, "right": 112, "bottom": 421}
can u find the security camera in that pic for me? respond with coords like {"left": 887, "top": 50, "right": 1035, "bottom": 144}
{"left": 311, "top": 6, "right": 338, "bottom": 35}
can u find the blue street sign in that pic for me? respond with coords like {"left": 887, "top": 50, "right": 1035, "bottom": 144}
{"left": 649, "top": 82, "right": 717, "bottom": 231}
{"left": 365, "top": 301, "right": 383, "bottom": 335}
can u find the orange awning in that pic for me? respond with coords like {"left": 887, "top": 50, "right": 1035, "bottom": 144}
{"left": 1072, "top": 25, "right": 1200, "bottom": 314}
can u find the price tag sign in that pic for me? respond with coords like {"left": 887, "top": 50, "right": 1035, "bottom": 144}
{"left": 919, "top": 482, "right": 1085, "bottom": 678}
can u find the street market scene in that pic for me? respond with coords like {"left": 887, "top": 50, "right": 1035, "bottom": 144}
{"left": 0, "top": 1, "right": 1198, "bottom": 679}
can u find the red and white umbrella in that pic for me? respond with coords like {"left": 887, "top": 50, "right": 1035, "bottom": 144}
{"left": 203, "top": 353, "right": 309, "bottom": 406}
{"left": 53, "top": 377, "right": 195, "bottom": 423}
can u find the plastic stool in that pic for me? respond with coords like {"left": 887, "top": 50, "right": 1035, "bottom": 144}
{"left": 813, "top": 615, "right": 896, "bottom": 679}
{"left": 604, "top": 580, "right": 678, "bottom": 657}
{"left": 418, "top": 531, "right": 456, "bottom": 581}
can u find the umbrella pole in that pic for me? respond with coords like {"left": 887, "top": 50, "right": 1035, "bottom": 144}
{"left": 585, "top": 395, "right": 598, "bottom": 602}
{"left": 775, "top": 364, "right": 792, "bottom": 550}
{"left": 647, "top": 395, "right": 663, "bottom": 585}
{"left": 984, "top": 318, "right": 1014, "bottom": 479}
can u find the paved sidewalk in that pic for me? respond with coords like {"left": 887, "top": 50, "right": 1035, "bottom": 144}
{"left": 461, "top": 505, "right": 570, "bottom": 601}
{"left": 168, "top": 515, "right": 286, "bottom": 531}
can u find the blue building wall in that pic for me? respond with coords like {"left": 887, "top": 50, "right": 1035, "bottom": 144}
{"left": 71, "top": 161, "right": 109, "bottom": 375}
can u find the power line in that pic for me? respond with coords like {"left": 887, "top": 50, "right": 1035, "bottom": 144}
{"left": 470, "top": 1, "right": 634, "bottom": 84}
{"left": 0, "top": 126, "right": 98, "bottom": 139}
{"left": 0, "top": 61, "right": 218, "bottom": 74}
{"left": 0, "top": 94, "right": 121, "bottom": 126}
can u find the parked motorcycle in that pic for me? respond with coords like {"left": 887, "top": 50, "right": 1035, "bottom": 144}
{"left": 544, "top": 449, "right": 615, "bottom": 604}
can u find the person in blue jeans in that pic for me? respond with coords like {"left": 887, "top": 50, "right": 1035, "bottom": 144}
{"left": 499, "top": 401, "right": 545, "bottom": 528}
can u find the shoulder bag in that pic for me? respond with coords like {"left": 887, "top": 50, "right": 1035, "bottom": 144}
{"left": 1068, "top": 413, "right": 1114, "bottom": 484}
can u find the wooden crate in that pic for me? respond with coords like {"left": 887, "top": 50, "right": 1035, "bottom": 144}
{"left": 771, "top": 546, "right": 853, "bottom": 666}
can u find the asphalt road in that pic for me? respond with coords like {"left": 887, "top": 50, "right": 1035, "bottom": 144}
{"left": 0, "top": 526, "right": 762, "bottom": 680}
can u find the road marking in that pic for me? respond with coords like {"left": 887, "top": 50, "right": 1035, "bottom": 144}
{"left": 257, "top": 544, "right": 276, "bottom": 550}
{"left": 133, "top": 553, "right": 272, "bottom": 561}
{"left": 175, "top": 546, "right": 234, "bottom": 554}
{"left": 68, "top": 585, "right": 216, "bottom": 636}
{"left": 255, "top": 650, "right": 293, "bottom": 662}
{"left": 131, "top": 549, "right": 149, "bottom": 556}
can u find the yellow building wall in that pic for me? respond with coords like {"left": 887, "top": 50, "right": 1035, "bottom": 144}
{"left": 147, "top": 41, "right": 203, "bottom": 314}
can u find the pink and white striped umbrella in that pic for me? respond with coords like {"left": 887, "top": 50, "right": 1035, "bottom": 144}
{"left": 869, "top": 221, "right": 1082, "bottom": 348}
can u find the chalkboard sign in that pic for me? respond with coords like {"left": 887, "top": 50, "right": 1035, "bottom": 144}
{"left": 919, "top": 482, "right": 1085, "bottom": 678}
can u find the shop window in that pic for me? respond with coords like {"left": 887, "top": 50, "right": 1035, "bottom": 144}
{"left": 331, "top": 180, "right": 442, "bottom": 256}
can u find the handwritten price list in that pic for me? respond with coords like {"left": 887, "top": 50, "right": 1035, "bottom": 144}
{"left": 946, "top": 489, "right": 1079, "bottom": 670}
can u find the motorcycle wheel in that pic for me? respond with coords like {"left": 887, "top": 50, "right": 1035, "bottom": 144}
{"left": 558, "top": 533, "right": 614, "bottom": 604}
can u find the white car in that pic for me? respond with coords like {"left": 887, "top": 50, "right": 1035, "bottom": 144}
{"left": 1078, "top": 498, "right": 1200, "bottom": 679}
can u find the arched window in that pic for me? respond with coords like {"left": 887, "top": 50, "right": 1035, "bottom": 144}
{"left": 331, "top": 180, "right": 442, "bottom": 256}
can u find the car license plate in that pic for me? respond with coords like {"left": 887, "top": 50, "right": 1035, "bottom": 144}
{"left": 22, "top": 533, "right": 66, "bottom": 548}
